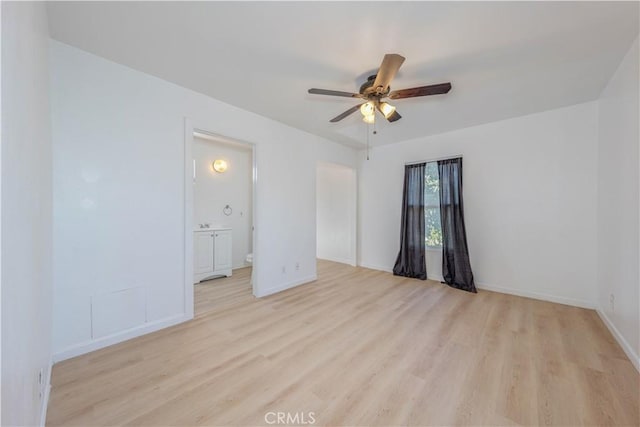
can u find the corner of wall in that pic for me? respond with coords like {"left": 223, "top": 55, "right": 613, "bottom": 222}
{"left": 596, "top": 309, "right": 640, "bottom": 372}
{"left": 39, "top": 360, "right": 53, "bottom": 427}
{"left": 594, "top": 34, "right": 640, "bottom": 372}
{"left": 1, "top": 1, "right": 54, "bottom": 425}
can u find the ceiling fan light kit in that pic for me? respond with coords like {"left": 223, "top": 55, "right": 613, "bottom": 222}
{"left": 360, "top": 101, "right": 376, "bottom": 123}
{"left": 362, "top": 113, "right": 375, "bottom": 124}
{"left": 378, "top": 102, "right": 396, "bottom": 119}
{"left": 360, "top": 101, "right": 375, "bottom": 116}
{"left": 308, "top": 53, "right": 452, "bottom": 125}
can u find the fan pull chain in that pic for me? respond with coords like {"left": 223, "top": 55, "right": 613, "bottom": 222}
{"left": 366, "top": 123, "right": 371, "bottom": 160}
{"left": 366, "top": 118, "right": 378, "bottom": 161}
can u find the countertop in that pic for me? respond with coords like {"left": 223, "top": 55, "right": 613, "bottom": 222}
{"left": 193, "top": 227, "right": 231, "bottom": 232}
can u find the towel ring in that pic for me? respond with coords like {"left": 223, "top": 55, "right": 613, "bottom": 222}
{"left": 223, "top": 205, "right": 232, "bottom": 216}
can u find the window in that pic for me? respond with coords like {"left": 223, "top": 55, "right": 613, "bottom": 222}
{"left": 425, "top": 162, "right": 442, "bottom": 247}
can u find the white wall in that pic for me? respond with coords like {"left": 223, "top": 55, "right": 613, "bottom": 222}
{"left": 1, "top": 2, "right": 53, "bottom": 425}
{"left": 316, "top": 162, "right": 357, "bottom": 265}
{"left": 193, "top": 136, "right": 252, "bottom": 269}
{"left": 50, "top": 41, "right": 357, "bottom": 360}
{"left": 596, "top": 36, "right": 639, "bottom": 370}
{"left": 359, "top": 101, "right": 599, "bottom": 308}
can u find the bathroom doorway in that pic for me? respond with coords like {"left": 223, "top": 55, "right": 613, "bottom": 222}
{"left": 184, "top": 126, "right": 256, "bottom": 317}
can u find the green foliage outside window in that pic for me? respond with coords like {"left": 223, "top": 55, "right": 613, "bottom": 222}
{"left": 425, "top": 163, "right": 442, "bottom": 247}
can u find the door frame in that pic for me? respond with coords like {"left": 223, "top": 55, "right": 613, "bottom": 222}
{"left": 315, "top": 161, "right": 358, "bottom": 267}
{"left": 183, "top": 118, "right": 258, "bottom": 318}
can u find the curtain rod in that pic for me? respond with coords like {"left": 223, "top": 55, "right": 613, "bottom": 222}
{"left": 405, "top": 155, "right": 463, "bottom": 166}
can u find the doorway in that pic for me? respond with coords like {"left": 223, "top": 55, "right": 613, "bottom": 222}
{"left": 184, "top": 125, "right": 257, "bottom": 317}
{"left": 316, "top": 162, "right": 357, "bottom": 266}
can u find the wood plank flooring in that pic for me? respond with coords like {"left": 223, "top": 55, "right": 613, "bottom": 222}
{"left": 47, "top": 261, "right": 639, "bottom": 426}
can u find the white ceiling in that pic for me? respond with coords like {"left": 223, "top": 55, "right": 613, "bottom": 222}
{"left": 47, "top": 1, "right": 639, "bottom": 148}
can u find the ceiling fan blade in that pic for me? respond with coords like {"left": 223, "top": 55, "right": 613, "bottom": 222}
{"left": 329, "top": 104, "right": 363, "bottom": 122}
{"left": 372, "top": 54, "right": 406, "bottom": 92}
{"left": 308, "top": 88, "right": 364, "bottom": 98}
{"left": 388, "top": 82, "right": 452, "bottom": 99}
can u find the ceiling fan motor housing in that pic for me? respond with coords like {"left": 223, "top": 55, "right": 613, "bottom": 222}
{"left": 360, "top": 75, "right": 389, "bottom": 98}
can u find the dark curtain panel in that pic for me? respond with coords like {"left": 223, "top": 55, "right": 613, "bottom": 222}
{"left": 393, "top": 163, "right": 427, "bottom": 280}
{"left": 438, "top": 158, "right": 476, "bottom": 293}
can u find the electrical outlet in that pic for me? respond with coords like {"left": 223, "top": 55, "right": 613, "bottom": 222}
{"left": 295, "top": 262, "right": 300, "bottom": 271}
{"left": 610, "top": 293, "right": 615, "bottom": 312}
{"left": 282, "top": 266, "right": 286, "bottom": 274}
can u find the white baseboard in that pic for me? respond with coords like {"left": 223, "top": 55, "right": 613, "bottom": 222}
{"left": 359, "top": 263, "right": 595, "bottom": 309}
{"left": 358, "top": 262, "right": 393, "bottom": 273}
{"left": 52, "top": 313, "right": 192, "bottom": 362}
{"left": 318, "top": 256, "right": 356, "bottom": 267}
{"left": 254, "top": 275, "right": 317, "bottom": 298}
{"left": 359, "top": 263, "right": 639, "bottom": 372}
{"left": 596, "top": 309, "right": 640, "bottom": 372}
{"left": 360, "top": 263, "right": 443, "bottom": 282}
{"left": 359, "top": 263, "right": 442, "bottom": 284}
{"left": 475, "top": 282, "right": 595, "bottom": 309}
{"left": 39, "top": 360, "right": 52, "bottom": 426}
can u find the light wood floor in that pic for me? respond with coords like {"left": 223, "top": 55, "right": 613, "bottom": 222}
{"left": 47, "top": 261, "right": 638, "bottom": 426}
